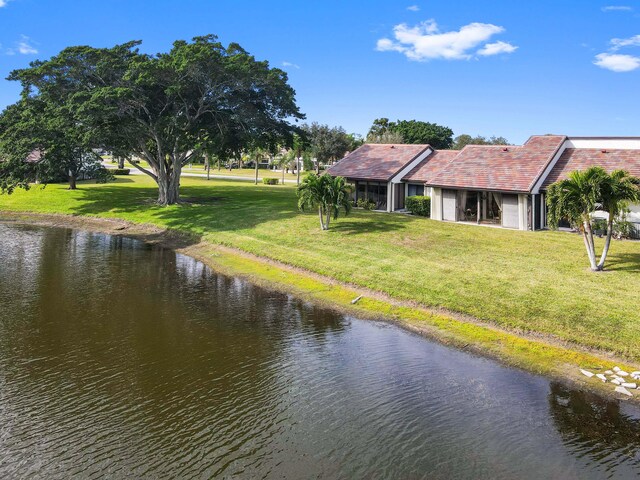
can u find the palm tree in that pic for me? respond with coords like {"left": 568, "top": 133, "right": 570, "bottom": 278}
{"left": 597, "top": 169, "right": 640, "bottom": 269}
{"left": 547, "top": 167, "right": 607, "bottom": 271}
{"left": 297, "top": 173, "right": 352, "bottom": 230}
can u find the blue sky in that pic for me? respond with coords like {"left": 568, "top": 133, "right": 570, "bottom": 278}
{"left": 1, "top": 0, "right": 639, "bottom": 144}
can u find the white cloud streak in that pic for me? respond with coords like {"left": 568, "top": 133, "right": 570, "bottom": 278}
{"left": 594, "top": 52, "right": 640, "bottom": 72}
{"left": 407, "top": 5, "right": 420, "bottom": 11}
{"left": 281, "top": 61, "right": 299, "bottom": 69}
{"left": 17, "top": 35, "right": 38, "bottom": 54}
{"left": 477, "top": 40, "right": 518, "bottom": 56}
{"left": 610, "top": 34, "right": 640, "bottom": 50}
{"left": 602, "top": 5, "right": 633, "bottom": 11}
{"left": 376, "top": 19, "right": 516, "bottom": 61}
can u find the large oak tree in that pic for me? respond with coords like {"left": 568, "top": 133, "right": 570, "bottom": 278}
{"left": 4, "top": 35, "right": 303, "bottom": 205}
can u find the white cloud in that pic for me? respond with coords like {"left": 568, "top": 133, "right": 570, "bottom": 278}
{"left": 407, "top": 5, "right": 420, "bottom": 11}
{"left": 17, "top": 35, "right": 37, "bottom": 54}
{"left": 594, "top": 52, "right": 640, "bottom": 72}
{"left": 376, "top": 19, "right": 516, "bottom": 61}
{"left": 477, "top": 40, "right": 518, "bottom": 56}
{"left": 281, "top": 61, "right": 299, "bottom": 69}
{"left": 610, "top": 34, "right": 640, "bottom": 50}
{"left": 602, "top": 5, "right": 633, "bottom": 11}
{"left": 5, "top": 35, "right": 38, "bottom": 55}
{"left": 0, "top": 0, "right": 8, "bottom": 7}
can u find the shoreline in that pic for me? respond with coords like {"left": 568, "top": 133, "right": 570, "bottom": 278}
{"left": 2, "top": 210, "right": 639, "bottom": 404}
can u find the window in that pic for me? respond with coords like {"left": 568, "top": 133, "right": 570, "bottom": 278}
{"left": 408, "top": 184, "right": 425, "bottom": 197}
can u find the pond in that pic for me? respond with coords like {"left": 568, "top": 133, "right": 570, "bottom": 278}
{"left": 0, "top": 222, "right": 639, "bottom": 479}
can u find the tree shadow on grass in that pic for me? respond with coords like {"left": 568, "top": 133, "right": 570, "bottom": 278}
{"left": 331, "top": 215, "right": 410, "bottom": 235}
{"left": 67, "top": 181, "right": 302, "bottom": 237}
{"left": 603, "top": 251, "right": 640, "bottom": 273}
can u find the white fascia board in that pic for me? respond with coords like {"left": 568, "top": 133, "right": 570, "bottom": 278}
{"left": 567, "top": 138, "right": 640, "bottom": 149}
{"left": 390, "top": 147, "right": 433, "bottom": 184}
{"left": 531, "top": 140, "right": 569, "bottom": 194}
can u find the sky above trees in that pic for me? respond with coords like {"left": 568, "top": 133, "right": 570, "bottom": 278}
{"left": 1, "top": 0, "right": 639, "bottom": 143}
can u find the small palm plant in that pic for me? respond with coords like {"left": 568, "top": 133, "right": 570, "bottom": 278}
{"left": 597, "top": 169, "right": 640, "bottom": 269}
{"left": 547, "top": 167, "right": 607, "bottom": 270}
{"left": 297, "top": 173, "right": 352, "bottom": 230}
{"left": 547, "top": 166, "right": 640, "bottom": 271}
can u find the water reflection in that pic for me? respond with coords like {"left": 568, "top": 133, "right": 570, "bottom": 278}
{"left": 549, "top": 382, "right": 640, "bottom": 472}
{"left": 0, "top": 222, "right": 639, "bottom": 479}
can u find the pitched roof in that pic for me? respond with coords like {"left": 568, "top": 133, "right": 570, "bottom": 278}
{"left": 426, "top": 135, "right": 566, "bottom": 193}
{"left": 402, "top": 150, "right": 459, "bottom": 183}
{"left": 327, "top": 143, "right": 430, "bottom": 182}
{"left": 542, "top": 148, "right": 640, "bottom": 188}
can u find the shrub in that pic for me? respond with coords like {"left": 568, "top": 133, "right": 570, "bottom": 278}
{"left": 112, "top": 168, "right": 130, "bottom": 175}
{"left": 356, "top": 197, "right": 376, "bottom": 210}
{"left": 406, "top": 195, "right": 431, "bottom": 217}
{"left": 262, "top": 177, "right": 279, "bottom": 185}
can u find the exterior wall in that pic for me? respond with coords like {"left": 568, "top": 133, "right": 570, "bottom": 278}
{"left": 431, "top": 188, "right": 443, "bottom": 220}
{"left": 502, "top": 194, "right": 519, "bottom": 229}
{"left": 518, "top": 194, "right": 528, "bottom": 231}
{"left": 442, "top": 190, "right": 457, "bottom": 221}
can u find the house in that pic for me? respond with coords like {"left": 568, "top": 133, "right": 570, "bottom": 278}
{"left": 328, "top": 136, "right": 640, "bottom": 232}
{"left": 427, "top": 135, "right": 567, "bottom": 230}
{"left": 428, "top": 136, "right": 640, "bottom": 230}
{"left": 326, "top": 143, "right": 455, "bottom": 212}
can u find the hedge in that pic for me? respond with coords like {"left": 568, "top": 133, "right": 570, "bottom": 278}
{"left": 406, "top": 195, "right": 430, "bottom": 217}
{"left": 262, "top": 178, "right": 279, "bottom": 185}
{"left": 112, "top": 168, "right": 130, "bottom": 175}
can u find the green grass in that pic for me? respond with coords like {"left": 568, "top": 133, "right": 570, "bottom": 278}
{"left": 116, "top": 160, "right": 301, "bottom": 180}
{"left": 180, "top": 166, "right": 300, "bottom": 180}
{"left": 2, "top": 175, "right": 640, "bottom": 360}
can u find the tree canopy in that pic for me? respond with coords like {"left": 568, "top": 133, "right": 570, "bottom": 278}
{"left": 2, "top": 35, "right": 304, "bottom": 204}
{"left": 452, "top": 134, "right": 509, "bottom": 150}
{"left": 301, "top": 123, "right": 352, "bottom": 172}
{"left": 366, "top": 118, "right": 454, "bottom": 149}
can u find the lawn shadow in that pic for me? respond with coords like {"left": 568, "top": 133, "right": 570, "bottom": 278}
{"left": 332, "top": 215, "right": 410, "bottom": 235}
{"left": 603, "top": 250, "right": 640, "bottom": 273}
{"left": 67, "top": 180, "right": 301, "bottom": 236}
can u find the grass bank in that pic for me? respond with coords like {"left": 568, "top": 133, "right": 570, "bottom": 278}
{"left": 1, "top": 176, "right": 639, "bottom": 395}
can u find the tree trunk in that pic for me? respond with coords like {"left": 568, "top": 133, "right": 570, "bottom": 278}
{"left": 255, "top": 159, "right": 259, "bottom": 185}
{"left": 318, "top": 206, "right": 326, "bottom": 230}
{"left": 582, "top": 221, "right": 598, "bottom": 271}
{"left": 597, "top": 217, "right": 614, "bottom": 270}
{"left": 118, "top": 157, "right": 125, "bottom": 169}
{"left": 156, "top": 161, "right": 180, "bottom": 206}
{"left": 297, "top": 156, "right": 300, "bottom": 186}
{"left": 282, "top": 165, "right": 285, "bottom": 184}
{"left": 205, "top": 153, "right": 211, "bottom": 181}
{"left": 68, "top": 172, "right": 77, "bottom": 190}
{"left": 325, "top": 209, "right": 331, "bottom": 230}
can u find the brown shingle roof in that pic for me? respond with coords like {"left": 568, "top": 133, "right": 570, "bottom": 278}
{"left": 402, "top": 150, "right": 459, "bottom": 183}
{"left": 426, "top": 135, "right": 566, "bottom": 193}
{"left": 542, "top": 148, "right": 640, "bottom": 188}
{"left": 327, "top": 143, "right": 430, "bottom": 181}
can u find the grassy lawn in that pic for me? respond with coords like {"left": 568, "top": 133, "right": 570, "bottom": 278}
{"left": 111, "top": 160, "right": 301, "bottom": 180}
{"left": 2, "top": 175, "right": 639, "bottom": 360}
{"left": 181, "top": 166, "right": 300, "bottom": 180}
